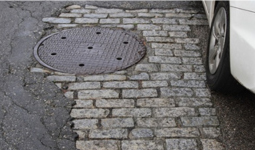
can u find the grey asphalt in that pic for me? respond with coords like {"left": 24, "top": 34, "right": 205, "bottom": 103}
{"left": 1, "top": 1, "right": 255, "bottom": 150}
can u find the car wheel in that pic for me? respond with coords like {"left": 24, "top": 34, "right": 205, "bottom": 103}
{"left": 206, "top": 1, "right": 243, "bottom": 93}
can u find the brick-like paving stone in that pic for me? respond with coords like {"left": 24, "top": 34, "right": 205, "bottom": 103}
{"left": 32, "top": 4, "right": 224, "bottom": 150}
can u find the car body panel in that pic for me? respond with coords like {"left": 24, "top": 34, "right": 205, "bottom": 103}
{"left": 230, "top": 6, "right": 255, "bottom": 93}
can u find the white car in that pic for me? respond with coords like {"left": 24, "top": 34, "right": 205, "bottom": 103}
{"left": 202, "top": 1, "right": 255, "bottom": 93}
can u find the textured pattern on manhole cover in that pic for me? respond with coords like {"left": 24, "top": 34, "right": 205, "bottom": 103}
{"left": 34, "top": 27, "right": 146, "bottom": 74}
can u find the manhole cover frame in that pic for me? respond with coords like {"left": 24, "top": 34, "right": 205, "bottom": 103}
{"left": 34, "top": 27, "right": 147, "bottom": 75}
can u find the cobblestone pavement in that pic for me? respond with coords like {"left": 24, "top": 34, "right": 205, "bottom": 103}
{"left": 30, "top": 4, "right": 225, "bottom": 150}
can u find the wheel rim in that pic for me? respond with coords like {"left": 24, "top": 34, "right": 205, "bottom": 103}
{"left": 208, "top": 7, "right": 227, "bottom": 74}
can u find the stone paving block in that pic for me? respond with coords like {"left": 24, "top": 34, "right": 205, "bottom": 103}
{"left": 138, "top": 13, "right": 163, "bottom": 18}
{"left": 194, "top": 65, "right": 206, "bottom": 72}
{"left": 176, "top": 98, "right": 212, "bottom": 107}
{"left": 170, "top": 80, "right": 206, "bottom": 88}
{"left": 161, "top": 64, "right": 193, "bottom": 72}
{"left": 129, "top": 72, "right": 150, "bottom": 80}
{"left": 146, "top": 37, "right": 174, "bottom": 42}
{"left": 96, "top": 99, "right": 135, "bottom": 108}
{"left": 68, "top": 82, "right": 100, "bottom": 90}
{"left": 83, "top": 74, "right": 127, "bottom": 81}
{"left": 161, "top": 87, "right": 194, "bottom": 97}
{"left": 155, "top": 49, "right": 173, "bottom": 56}
{"left": 122, "top": 140, "right": 164, "bottom": 150}
{"left": 135, "top": 64, "right": 158, "bottom": 72}
{"left": 141, "top": 81, "right": 168, "bottom": 88}
{"left": 66, "top": 5, "right": 81, "bottom": 10}
{"left": 150, "top": 9, "right": 175, "bottom": 13}
{"left": 163, "top": 25, "right": 191, "bottom": 31}
{"left": 166, "top": 13, "right": 192, "bottom": 18}
{"left": 166, "top": 139, "right": 198, "bottom": 150}
{"left": 130, "top": 128, "right": 154, "bottom": 138}
{"left": 75, "top": 130, "right": 86, "bottom": 140}
{"left": 183, "top": 73, "right": 206, "bottom": 80}
{"left": 57, "top": 24, "right": 78, "bottom": 28}
{"left": 117, "top": 24, "right": 135, "bottom": 29}
{"left": 74, "top": 100, "right": 93, "bottom": 108}
{"left": 73, "top": 119, "right": 98, "bottom": 129}
{"left": 75, "top": 18, "right": 98, "bottom": 23}
{"left": 71, "top": 9, "right": 91, "bottom": 13}
{"left": 202, "top": 127, "right": 221, "bottom": 138}
{"left": 123, "top": 18, "right": 150, "bottom": 24}
{"left": 194, "top": 88, "right": 211, "bottom": 97}
{"left": 151, "top": 43, "right": 182, "bottom": 49}
{"left": 184, "top": 43, "right": 200, "bottom": 50}
{"left": 137, "top": 118, "right": 176, "bottom": 127}
{"left": 181, "top": 116, "right": 219, "bottom": 126}
{"left": 154, "top": 107, "right": 196, "bottom": 117}
{"left": 78, "top": 90, "right": 119, "bottom": 99}
{"left": 103, "top": 81, "right": 138, "bottom": 88}
{"left": 169, "top": 32, "right": 188, "bottom": 38}
{"left": 174, "top": 50, "right": 201, "bottom": 57}
{"left": 42, "top": 17, "right": 71, "bottom": 23}
{"left": 155, "top": 128, "right": 200, "bottom": 137}
{"left": 89, "top": 129, "right": 128, "bottom": 139}
{"left": 122, "top": 89, "right": 158, "bottom": 98}
{"left": 179, "top": 19, "right": 208, "bottom": 25}
{"left": 182, "top": 57, "right": 203, "bottom": 64}
{"left": 100, "top": 18, "right": 120, "bottom": 24}
{"left": 76, "top": 140, "right": 119, "bottom": 150}
{"left": 102, "top": 118, "right": 134, "bottom": 128}
{"left": 30, "top": 67, "right": 51, "bottom": 73}
{"left": 151, "top": 18, "right": 177, "bottom": 24}
{"left": 143, "top": 31, "right": 168, "bottom": 37}
{"left": 175, "top": 38, "right": 200, "bottom": 44}
{"left": 150, "top": 72, "right": 182, "bottom": 80}
{"left": 95, "top": 8, "right": 124, "bottom": 13}
{"left": 126, "top": 9, "right": 148, "bottom": 13}
{"left": 64, "top": 91, "right": 74, "bottom": 99}
{"left": 149, "top": 56, "right": 182, "bottom": 64}
{"left": 83, "top": 13, "right": 108, "bottom": 18}
{"left": 46, "top": 75, "right": 76, "bottom": 82}
{"left": 201, "top": 139, "right": 224, "bottom": 150}
{"left": 199, "top": 108, "right": 216, "bottom": 116}
{"left": 110, "top": 13, "right": 134, "bottom": 17}
{"left": 112, "top": 108, "right": 151, "bottom": 117}
{"left": 85, "top": 5, "right": 98, "bottom": 9}
{"left": 59, "top": 13, "right": 82, "bottom": 17}
{"left": 176, "top": 9, "right": 198, "bottom": 14}
{"left": 137, "top": 24, "right": 161, "bottom": 30}
{"left": 137, "top": 98, "right": 175, "bottom": 107}
{"left": 71, "top": 109, "right": 109, "bottom": 118}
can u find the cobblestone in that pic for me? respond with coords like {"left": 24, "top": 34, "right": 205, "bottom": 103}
{"left": 155, "top": 128, "right": 200, "bottom": 137}
{"left": 36, "top": 4, "right": 223, "bottom": 150}
{"left": 122, "top": 140, "right": 164, "bottom": 150}
{"left": 112, "top": 108, "right": 151, "bottom": 117}
{"left": 78, "top": 90, "right": 119, "bottom": 99}
{"left": 96, "top": 99, "right": 135, "bottom": 108}
{"left": 76, "top": 140, "right": 119, "bottom": 150}
{"left": 130, "top": 128, "right": 154, "bottom": 138}
{"left": 122, "top": 89, "right": 158, "bottom": 98}
{"left": 137, "top": 98, "right": 175, "bottom": 107}
{"left": 137, "top": 117, "right": 176, "bottom": 127}
{"left": 154, "top": 107, "right": 196, "bottom": 117}
{"left": 89, "top": 129, "right": 128, "bottom": 139}
{"left": 71, "top": 109, "right": 110, "bottom": 118}
{"left": 101, "top": 118, "right": 134, "bottom": 128}
{"left": 166, "top": 139, "right": 198, "bottom": 150}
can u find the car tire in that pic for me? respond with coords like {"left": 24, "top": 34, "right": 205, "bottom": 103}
{"left": 206, "top": 1, "right": 243, "bottom": 93}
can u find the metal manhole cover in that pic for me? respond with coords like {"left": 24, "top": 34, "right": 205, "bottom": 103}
{"left": 34, "top": 27, "right": 146, "bottom": 75}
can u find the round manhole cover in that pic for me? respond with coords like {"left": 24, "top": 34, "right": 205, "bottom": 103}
{"left": 34, "top": 27, "right": 146, "bottom": 75}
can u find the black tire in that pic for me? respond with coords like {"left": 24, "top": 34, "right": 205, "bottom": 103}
{"left": 206, "top": 1, "right": 243, "bottom": 93}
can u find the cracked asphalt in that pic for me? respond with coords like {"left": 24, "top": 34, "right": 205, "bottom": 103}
{"left": 1, "top": 1, "right": 255, "bottom": 150}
